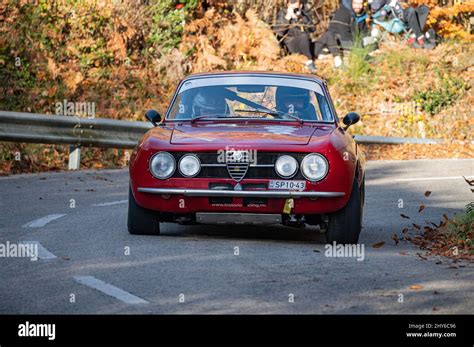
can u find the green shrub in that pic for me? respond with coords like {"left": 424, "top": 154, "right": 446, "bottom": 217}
{"left": 413, "top": 72, "right": 469, "bottom": 115}
{"left": 336, "top": 44, "right": 376, "bottom": 94}
{"left": 447, "top": 204, "right": 474, "bottom": 251}
{"left": 148, "top": 0, "right": 198, "bottom": 56}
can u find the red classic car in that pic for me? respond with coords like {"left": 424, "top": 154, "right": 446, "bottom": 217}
{"left": 128, "top": 71, "right": 365, "bottom": 243}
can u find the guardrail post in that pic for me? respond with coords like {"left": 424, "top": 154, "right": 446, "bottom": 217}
{"left": 68, "top": 145, "right": 81, "bottom": 170}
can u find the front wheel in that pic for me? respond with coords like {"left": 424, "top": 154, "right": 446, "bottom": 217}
{"left": 325, "top": 179, "right": 362, "bottom": 244}
{"left": 127, "top": 186, "right": 161, "bottom": 235}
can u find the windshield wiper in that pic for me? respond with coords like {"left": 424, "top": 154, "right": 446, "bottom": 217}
{"left": 190, "top": 115, "right": 229, "bottom": 124}
{"left": 234, "top": 109, "right": 303, "bottom": 124}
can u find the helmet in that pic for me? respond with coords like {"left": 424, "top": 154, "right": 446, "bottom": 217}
{"left": 192, "top": 88, "right": 227, "bottom": 117}
{"left": 276, "top": 87, "right": 311, "bottom": 114}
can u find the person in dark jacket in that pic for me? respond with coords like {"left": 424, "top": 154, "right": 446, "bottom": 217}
{"left": 313, "top": 0, "right": 369, "bottom": 68}
{"left": 274, "top": 0, "right": 317, "bottom": 72}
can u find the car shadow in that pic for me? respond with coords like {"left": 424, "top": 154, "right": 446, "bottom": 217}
{"left": 160, "top": 222, "right": 326, "bottom": 243}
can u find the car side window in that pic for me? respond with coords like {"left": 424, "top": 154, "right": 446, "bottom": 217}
{"left": 309, "top": 92, "right": 323, "bottom": 121}
{"left": 316, "top": 93, "right": 332, "bottom": 121}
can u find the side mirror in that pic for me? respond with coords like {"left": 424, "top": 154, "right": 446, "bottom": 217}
{"left": 145, "top": 109, "right": 162, "bottom": 126}
{"left": 342, "top": 112, "right": 360, "bottom": 130}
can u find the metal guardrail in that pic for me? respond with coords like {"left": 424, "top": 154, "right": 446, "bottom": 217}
{"left": 353, "top": 135, "right": 441, "bottom": 145}
{"left": 0, "top": 111, "right": 447, "bottom": 170}
{"left": 0, "top": 111, "right": 152, "bottom": 149}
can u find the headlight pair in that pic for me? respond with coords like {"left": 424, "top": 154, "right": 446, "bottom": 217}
{"left": 275, "top": 153, "right": 328, "bottom": 182}
{"left": 149, "top": 152, "right": 200, "bottom": 179}
{"left": 150, "top": 152, "right": 328, "bottom": 181}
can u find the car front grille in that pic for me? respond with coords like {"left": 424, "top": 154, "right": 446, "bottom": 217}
{"left": 170, "top": 152, "right": 307, "bottom": 180}
{"left": 226, "top": 162, "right": 249, "bottom": 182}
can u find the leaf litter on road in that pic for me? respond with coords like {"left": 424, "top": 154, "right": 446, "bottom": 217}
{"left": 391, "top": 234, "right": 400, "bottom": 245}
{"left": 372, "top": 241, "right": 385, "bottom": 249}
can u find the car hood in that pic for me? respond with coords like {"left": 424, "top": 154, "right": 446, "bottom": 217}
{"left": 168, "top": 123, "right": 332, "bottom": 146}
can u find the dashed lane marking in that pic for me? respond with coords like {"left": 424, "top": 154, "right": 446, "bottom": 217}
{"left": 73, "top": 276, "right": 149, "bottom": 304}
{"left": 22, "top": 214, "right": 66, "bottom": 228}
{"left": 92, "top": 200, "right": 127, "bottom": 207}
{"left": 19, "top": 241, "right": 57, "bottom": 260}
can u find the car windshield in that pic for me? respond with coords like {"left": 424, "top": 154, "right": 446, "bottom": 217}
{"left": 167, "top": 76, "right": 334, "bottom": 122}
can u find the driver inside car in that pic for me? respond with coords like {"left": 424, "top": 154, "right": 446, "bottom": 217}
{"left": 191, "top": 88, "right": 229, "bottom": 118}
{"left": 275, "top": 86, "right": 317, "bottom": 120}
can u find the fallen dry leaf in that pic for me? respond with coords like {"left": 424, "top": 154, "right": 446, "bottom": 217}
{"left": 409, "top": 285, "right": 424, "bottom": 290}
{"left": 462, "top": 176, "right": 474, "bottom": 186}
{"left": 47, "top": 85, "right": 57, "bottom": 97}
{"left": 417, "top": 253, "right": 428, "bottom": 260}
{"left": 372, "top": 241, "right": 385, "bottom": 249}
{"left": 391, "top": 234, "right": 400, "bottom": 245}
{"left": 424, "top": 191, "right": 432, "bottom": 197}
{"left": 418, "top": 205, "right": 425, "bottom": 213}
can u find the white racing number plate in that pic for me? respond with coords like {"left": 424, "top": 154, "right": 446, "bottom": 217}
{"left": 268, "top": 180, "right": 306, "bottom": 191}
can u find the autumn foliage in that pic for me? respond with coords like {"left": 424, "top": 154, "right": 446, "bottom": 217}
{"left": 0, "top": 0, "right": 472, "bottom": 174}
{"left": 409, "top": 0, "right": 474, "bottom": 41}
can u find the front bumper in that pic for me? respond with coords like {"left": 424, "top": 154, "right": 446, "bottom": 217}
{"left": 137, "top": 187, "right": 345, "bottom": 198}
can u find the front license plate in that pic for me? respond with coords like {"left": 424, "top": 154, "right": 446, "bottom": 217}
{"left": 268, "top": 180, "right": 306, "bottom": 191}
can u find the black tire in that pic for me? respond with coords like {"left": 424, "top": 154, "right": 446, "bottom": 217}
{"left": 127, "top": 186, "right": 160, "bottom": 235}
{"left": 326, "top": 179, "right": 362, "bottom": 244}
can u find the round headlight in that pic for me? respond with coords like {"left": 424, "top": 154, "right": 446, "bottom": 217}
{"left": 301, "top": 153, "right": 328, "bottom": 182}
{"left": 275, "top": 155, "right": 298, "bottom": 178}
{"left": 179, "top": 154, "right": 201, "bottom": 177}
{"left": 149, "top": 152, "right": 176, "bottom": 179}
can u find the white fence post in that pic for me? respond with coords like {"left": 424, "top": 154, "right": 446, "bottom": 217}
{"left": 68, "top": 145, "right": 81, "bottom": 170}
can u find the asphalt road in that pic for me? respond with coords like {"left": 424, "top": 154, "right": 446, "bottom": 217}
{"left": 0, "top": 159, "right": 473, "bottom": 314}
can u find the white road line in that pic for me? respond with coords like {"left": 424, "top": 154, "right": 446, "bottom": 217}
{"left": 19, "top": 241, "right": 57, "bottom": 260}
{"left": 73, "top": 276, "right": 148, "bottom": 304}
{"left": 392, "top": 176, "right": 474, "bottom": 182}
{"left": 367, "top": 175, "right": 474, "bottom": 185}
{"left": 92, "top": 200, "right": 127, "bottom": 207}
{"left": 22, "top": 214, "right": 66, "bottom": 228}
